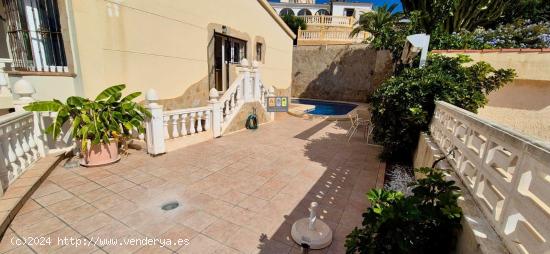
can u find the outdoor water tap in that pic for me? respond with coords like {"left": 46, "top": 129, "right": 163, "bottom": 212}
{"left": 308, "top": 202, "right": 318, "bottom": 231}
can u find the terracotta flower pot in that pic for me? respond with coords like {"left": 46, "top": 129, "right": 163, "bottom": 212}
{"left": 80, "top": 140, "right": 121, "bottom": 167}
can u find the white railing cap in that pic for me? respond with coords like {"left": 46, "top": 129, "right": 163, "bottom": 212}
{"left": 436, "top": 101, "right": 550, "bottom": 152}
{"left": 164, "top": 106, "right": 212, "bottom": 116}
{"left": 146, "top": 89, "right": 159, "bottom": 101}
{"left": 209, "top": 88, "right": 219, "bottom": 99}
{"left": 0, "top": 111, "right": 32, "bottom": 127}
{"left": 13, "top": 79, "right": 35, "bottom": 95}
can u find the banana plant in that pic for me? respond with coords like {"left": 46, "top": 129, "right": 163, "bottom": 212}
{"left": 24, "top": 84, "right": 151, "bottom": 151}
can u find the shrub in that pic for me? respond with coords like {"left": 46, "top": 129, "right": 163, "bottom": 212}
{"left": 345, "top": 167, "right": 463, "bottom": 254}
{"left": 431, "top": 20, "right": 550, "bottom": 49}
{"left": 370, "top": 54, "right": 515, "bottom": 162}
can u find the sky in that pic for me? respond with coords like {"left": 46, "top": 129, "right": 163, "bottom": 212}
{"left": 269, "top": 0, "right": 403, "bottom": 11}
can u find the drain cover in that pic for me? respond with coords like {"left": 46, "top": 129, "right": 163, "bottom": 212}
{"left": 161, "top": 201, "right": 179, "bottom": 211}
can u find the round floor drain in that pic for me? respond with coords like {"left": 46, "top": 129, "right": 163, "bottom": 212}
{"left": 161, "top": 201, "right": 179, "bottom": 211}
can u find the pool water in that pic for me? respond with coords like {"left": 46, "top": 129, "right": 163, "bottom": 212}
{"left": 292, "top": 99, "right": 357, "bottom": 115}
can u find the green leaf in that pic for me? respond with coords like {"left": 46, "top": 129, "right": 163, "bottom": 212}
{"left": 23, "top": 101, "right": 62, "bottom": 112}
{"left": 121, "top": 92, "right": 141, "bottom": 102}
{"left": 95, "top": 84, "right": 126, "bottom": 101}
{"left": 66, "top": 96, "right": 86, "bottom": 107}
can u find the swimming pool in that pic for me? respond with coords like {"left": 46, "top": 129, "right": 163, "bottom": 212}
{"left": 291, "top": 99, "right": 357, "bottom": 116}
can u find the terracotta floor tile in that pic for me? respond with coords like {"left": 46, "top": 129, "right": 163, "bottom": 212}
{"left": 15, "top": 216, "right": 66, "bottom": 237}
{"left": 94, "top": 175, "right": 125, "bottom": 187}
{"left": 90, "top": 194, "right": 129, "bottom": 211}
{"left": 0, "top": 198, "right": 19, "bottom": 212}
{"left": 67, "top": 181, "right": 102, "bottom": 195}
{"left": 104, "top": 180, "right": 136, "bottom": 193}
{"left": 46, "top": 196, "right": 87, "bottom": 215}
{"left": 219, "top": 189, "right": 249, "bottom": 205}
{"left": 181, "top": 210, "right": 217, "bottom": 232}
{"left": 10, "top": 208, "right": 54, "bottom": 230}
{"left": 79, "top": 188, "right": 114, "bottom": 203}
{"left": 159, "top": 225, "right": 198, "bottom": 251}
{"left": 202, "top": 219, "right": 241, "bottom": 243}
{"left": 1, "top": 117, "right": 384, "bottom": 253}
{"left": 33, "top": 190, "right": 74, "bottom": 207}
{"left": 58, "top": 204, "right": 100, "bottom": 225}
{"left": 225, "top": 227, "right": 263, "bottom": 254}
{"left": 4, "top": 245, "right": 35, "bottom": 254}
{"left": 238, "top": 196, "right": 269, "bottom": 212}
{"left": 103, "top": 201, "right": 139, "bottom": 220}
{"left": 0, "top": 229, "right": 20, "bottom": 253}
{"left": 17, "top": 200, "right": 42, "bottom": 215}
{"left": 72, "top": 212, "right": 116, "bottom": 235}
{"left": 223, "top": 206, "right": 257, "bottom": 227}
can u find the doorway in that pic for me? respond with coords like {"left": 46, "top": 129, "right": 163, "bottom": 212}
{"left": 213, "top": 33, "right": 247, "bottom": 92}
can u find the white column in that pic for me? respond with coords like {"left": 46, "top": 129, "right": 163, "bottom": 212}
{"left": 240, "top": 59, "right": 252, "bottom": 102}
{"left": 145, "top": 89, "right": 166, "bottom": 155}
{"left": 209, "top": 88, "right": 222, "bottom": 138}
{"left": 252, "top": 60, "right": 261, "bottom": 101}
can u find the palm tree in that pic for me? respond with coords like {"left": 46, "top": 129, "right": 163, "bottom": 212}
{"left": 350, "top": 3, "right": 403, "bottom": 43}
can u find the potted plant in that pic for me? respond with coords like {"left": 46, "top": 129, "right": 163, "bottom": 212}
{"left": 24, "top": 85, "right": 151, "bottom": 167}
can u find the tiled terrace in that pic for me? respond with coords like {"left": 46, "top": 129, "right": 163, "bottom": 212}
{"left": 0, "top": 115, "right": 384, "bottom": 254}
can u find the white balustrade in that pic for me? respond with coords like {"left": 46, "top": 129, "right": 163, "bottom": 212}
{"left": 299, "top": 15, "right": 356, "bottom": 27}
{"left": 0, "top": 111, "right": 45, "bottom": 184}
{"left": 429, "top": 101, "right": 550, "bottom": 254}
{"left": 161, "top": 107, "right": 212, "bottom": 140}
{"left": 297, "top": 28, "right": 368, "bottom": 45}
{"left": 145, "top": 58, "right": 273, "bottom": 153}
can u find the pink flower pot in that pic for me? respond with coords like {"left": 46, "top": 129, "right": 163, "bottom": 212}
{"left": 80, "top": 141, "right": 121, "bottom": 167}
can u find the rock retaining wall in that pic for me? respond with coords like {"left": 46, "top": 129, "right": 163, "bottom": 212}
{"left": 292, "top": 45, "right": 393, "bottom": 102}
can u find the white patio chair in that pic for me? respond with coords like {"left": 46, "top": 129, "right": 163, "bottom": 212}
{"left": 347, "top": 112, "right": 370, "bottom": 142}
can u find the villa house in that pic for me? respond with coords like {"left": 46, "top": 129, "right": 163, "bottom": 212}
{"left": 270, "top": 0, "right": 373, "bottom": 45}
{"left": 0, "top": 0, "right": 294, "bottom": 109}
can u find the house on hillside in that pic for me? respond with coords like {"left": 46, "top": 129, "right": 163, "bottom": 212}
{"left": 270, "top": 0, "right": 372, "bottom": 45}
{"left": 0, "top": 0, "right": 295, "bottom": 110}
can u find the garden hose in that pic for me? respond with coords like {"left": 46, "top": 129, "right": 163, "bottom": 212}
{"left": 245, "top": 107, "right": 259, "bottom": 129}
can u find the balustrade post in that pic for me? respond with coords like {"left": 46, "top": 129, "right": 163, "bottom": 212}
{"left": 252, "top": 61, "right": 261, "bottom": 101}
{"left": 180, "top": 113, "right": 188, "bottom": 136}
{"left": 13, "top": 80, "right": 35, "bottom": 112}
{"left": 204, "top": 110, "right": 211, "bottom": 131}
{"left": 224, "top": 100, "right": 231, "bottom": 119}
{"left": 189, "top": 112, "right": 196, "bottom": 134}
{"left": 145, "top": 89, "right": 165, "bottom": 155}
{"left": 209, "top": 88, "right": 222, "bottom": 138}
{"left": 31, "top": 112, "right": 45, "bottom": 157}
{"left": 171, "top": 114, "right": 179, "bottom": 138}
{"left": 196, "top": 111, "right": 204, "bottom": 132}
{"left": 240, "top": 58, "right": 252, "bottom": 102}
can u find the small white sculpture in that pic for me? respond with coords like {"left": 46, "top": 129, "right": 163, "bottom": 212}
{"left": 291, "top": 202, "right": 333, "bottom": 249}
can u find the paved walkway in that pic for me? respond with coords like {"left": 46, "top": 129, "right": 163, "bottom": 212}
{"left": 0, "top": 115, "right": 384, "bottom": 254}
